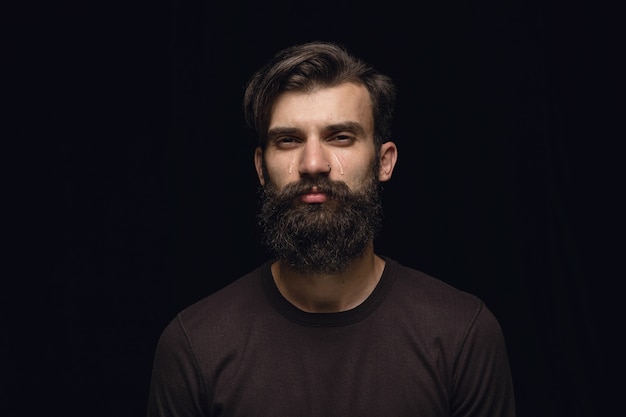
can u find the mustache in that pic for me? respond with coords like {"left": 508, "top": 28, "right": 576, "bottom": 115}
{"left": 264, "top": 177, "right": 353, "bottom": 202}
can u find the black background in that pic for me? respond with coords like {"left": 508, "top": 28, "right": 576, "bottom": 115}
{"left": 7, "top": 0, "right": 623, "bottom": 416}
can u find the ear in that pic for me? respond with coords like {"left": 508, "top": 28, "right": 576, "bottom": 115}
{"left": 377, "top": 141, "right": 398, "bottom": 182}
{"left": 254, "top": 146, "right": 266, "bottom": 186}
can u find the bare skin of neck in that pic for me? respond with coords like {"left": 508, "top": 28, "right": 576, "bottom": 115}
{"left": 271, "top": 244, "right": 386, "bottom": 313}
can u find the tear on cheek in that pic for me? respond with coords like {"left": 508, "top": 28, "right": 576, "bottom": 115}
{"left": 332, "top": 153, "right": 345, "bottom": 175}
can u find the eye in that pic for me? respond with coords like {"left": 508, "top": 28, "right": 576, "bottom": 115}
{"left": 329, "top": 134, "right": 355, "bottom": 145}
{"left": 274, "top": 136, "right": 301, "bottom": 148}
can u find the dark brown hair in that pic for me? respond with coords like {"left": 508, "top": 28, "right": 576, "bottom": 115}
{"left": 243, "top": 41, "right": 396, "bottom": 149}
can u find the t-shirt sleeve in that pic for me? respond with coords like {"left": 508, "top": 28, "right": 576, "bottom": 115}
{"left": 146, "top": 315, "right": 209, "bottom": 417}
{"left": 450, "top": 302, "right": 517, "bottom": 417}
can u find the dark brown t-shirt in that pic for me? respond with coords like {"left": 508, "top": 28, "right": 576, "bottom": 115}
{"left": 147, "top": 257, "right": 515, "bottom": 416}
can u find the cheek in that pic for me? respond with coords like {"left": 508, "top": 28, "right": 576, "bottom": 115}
{"left": 265, "top": 156, "right": 297, "bottom": 187}
{"left": 349, "top": 168, "right": 375, "bottom": 190}
{"left": 339, "top": 158, "right": 376, "bottom": 190}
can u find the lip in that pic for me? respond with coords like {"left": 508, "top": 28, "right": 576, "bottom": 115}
{"left": 299, "top": 186, "right": 328, "bottom": 203}
{"left": 300, "top": 191, "right": 328, "bottom": 203}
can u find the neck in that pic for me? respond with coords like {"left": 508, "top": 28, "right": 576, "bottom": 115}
{"left": 271, "top": 244, "right": 385, "bottom": 313}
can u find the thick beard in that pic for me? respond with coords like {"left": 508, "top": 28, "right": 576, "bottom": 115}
{"left": 258, "top": 171, "right": 383, "bottom": 275}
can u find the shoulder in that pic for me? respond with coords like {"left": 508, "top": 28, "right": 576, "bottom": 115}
{"left": 154, "top": 261, "right": 274, "bottom": 351}
{"left": 385, "top": 257, "right": 483, "bottom": 310}
{"left": 382, "top": 257, "right": 502, "bottom": 335}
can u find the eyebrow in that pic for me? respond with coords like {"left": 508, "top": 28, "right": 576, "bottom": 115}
{"left": 267, "top": 121, "right": 367, "bottom": 140}
{"left": 324, "top": 121, "right": 366, "bottom": 136}
{"left": 266, "top": 126, "right": 300, "bottom": 140}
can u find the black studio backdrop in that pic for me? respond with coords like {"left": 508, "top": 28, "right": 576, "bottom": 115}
{"left": 12, "top": 1, "right": 621, "bottom": 416}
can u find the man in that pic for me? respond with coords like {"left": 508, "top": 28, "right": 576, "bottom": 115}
{"left": 147, "top": 41, "right": 516, "bottom": 416}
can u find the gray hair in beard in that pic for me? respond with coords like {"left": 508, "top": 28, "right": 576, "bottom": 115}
{"left": 257, "top": 166, "right": 384, "bottom": 275}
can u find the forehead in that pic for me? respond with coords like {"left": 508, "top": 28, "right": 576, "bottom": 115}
{"left": 269, "top": 82, "right": 374, "bottom": 132}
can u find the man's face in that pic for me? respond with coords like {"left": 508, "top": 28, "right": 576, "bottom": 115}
{"left": 254, "top": 83, "right": 393, "bottom": 274}
{"left": 256, "top": 82, "right": 378, "bottom": 193}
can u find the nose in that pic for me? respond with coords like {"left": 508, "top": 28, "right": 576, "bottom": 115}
{"left": 298, "top": 139, "right": 331, "bottom": 177}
